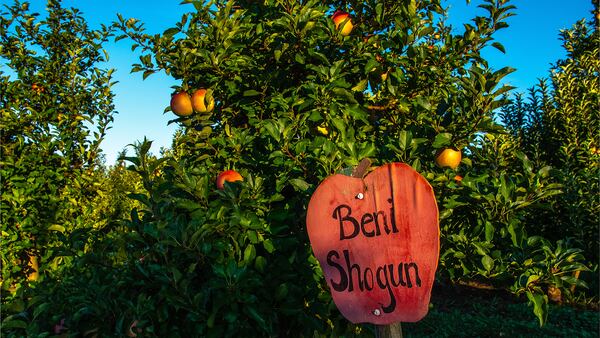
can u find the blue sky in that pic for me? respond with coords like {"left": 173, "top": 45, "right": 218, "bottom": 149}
{"left": 19, "top": 1, "right": 595, "bottom": 165}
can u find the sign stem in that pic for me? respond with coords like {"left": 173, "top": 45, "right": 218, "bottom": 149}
{"left": 351, "top": 158, "right": 372, "bottom": 178}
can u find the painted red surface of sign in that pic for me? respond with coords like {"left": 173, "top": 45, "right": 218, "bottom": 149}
{"left": 306, "top": 163, "right": 439, "bottom": 324}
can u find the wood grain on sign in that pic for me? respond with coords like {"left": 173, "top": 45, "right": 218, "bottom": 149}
{"left": 306, "top": 163, "right": 439, "bottom": 325}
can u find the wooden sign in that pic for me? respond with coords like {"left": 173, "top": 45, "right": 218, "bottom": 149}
{"left": 306, "top": 163, "right": 439, "bottom": 324}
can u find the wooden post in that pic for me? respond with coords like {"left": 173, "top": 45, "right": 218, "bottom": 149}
{"left": 376, "top": 323, "right": 403, "bottom": 338}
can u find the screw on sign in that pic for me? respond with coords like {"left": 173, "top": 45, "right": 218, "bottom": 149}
{"left": 306, "top": 162, "right": 439, "bottom": 333}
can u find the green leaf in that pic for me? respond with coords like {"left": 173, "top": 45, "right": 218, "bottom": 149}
{"left": 244, "top": 244, "right": 256, "bottom": 263}
{"left": 142, "top": 70, "right": 155, "bottom": 79}
{"left": 289, "top": 178, "right": 310, "bottom": 192}
{"left": 491, "top": 42, "right": 506, "bottom": 53}
{"left": 508, "top": 221, "right": 524, "bottom": 247}
{"left": 398, "top": 130, "right": 412, "bottom": 151}
{"left": 1, "top": 318, "right": 27, "bottom": 329}
{"left": 332, "top": 88, "right": 357, "bottom": 104}
{"left": 263, "top": 240, "right": 275, "bottom": 253}
{"left": 408, "top": 0, "right": 416, "bottom": 16}
{"left": 163, "top": 27, "right": 180, "bottom": 37}
{"left": 275, "top": 283, "right": 289, "bottom": 300}
{"left": 526, "top": 291, "right": 548, "bottom": 326}
{"left": 499, "top": 175, "right": 512, "bottom": 201}
{"left": 484, "top": 221, "right": 495, "bottom": 241}
{"left": 127, "top": 193, "right": 150, "bottom": 205}
{"left": 274, "top": 49, "right": 282, "bottom": 62}
{"left": 415, "top": 96, "right": 432, "bottom": 110}
{"left": 351, "top": 79, "right": 368, "bottom": 92}
{"left": 481, "top": 255, "right": 494, "bottom": 271}
{"left": 433, "top": 133, "right": 452, "bottom": 148}
{"left": 527, "top": 236, "right": 544, "bottom": 247}
{"left": 364, "top": 58, "right": 379, "bottom": 74}
{"left": 331, "top": 118, "right": 346, "bottom": 137}
{"left": 358, "top": 143, "right": 376, "bottom": 159}
{"left": 245, "top": 305, "right": 268, "bottom": 331}
{"left": 48, "top": 224, "right": 65, "bottom": 232}
{"left": 526, "top": 275, "right": 542, "bottom": 287}
{"left": 255, "top": 256, "right": 267, "bottom": 272}
{"left": 243, "top": 89, "right": 261, "bottom": 97}
{"left": 262, "top": 120, "right": 281, "bottom": 142}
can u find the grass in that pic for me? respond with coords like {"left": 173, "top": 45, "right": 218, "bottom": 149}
{"left": 398, "top": 284, "right": 600, "bottom": 337}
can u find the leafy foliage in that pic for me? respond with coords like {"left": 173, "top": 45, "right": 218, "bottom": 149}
{"left": 0, "top": 0, "right": 116, "bottom": 293}
{"left": 499, "top": 15, "right": 599, "bottom": 263}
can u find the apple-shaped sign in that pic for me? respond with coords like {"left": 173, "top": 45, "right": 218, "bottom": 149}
{"left": 306, "top": 163, "right": 439, "bottom": 324}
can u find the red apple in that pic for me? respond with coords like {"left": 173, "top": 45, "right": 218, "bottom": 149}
{"left": 216, "top": 170, "right": 243, "bottom": 190}
{"left": 170, "top": 91, "right": 193, "bottom": 117}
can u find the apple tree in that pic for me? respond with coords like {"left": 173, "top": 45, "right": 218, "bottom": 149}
{"left": 1, "top": 0, "right": 116, "bottom": 295}
{"left": 110, "top": 0, "right": 580, "bottom": 330}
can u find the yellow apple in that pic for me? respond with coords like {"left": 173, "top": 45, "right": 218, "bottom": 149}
{"left": 170, "top": 91, "right": 193, "bottom": 117}
{"left": 332, "top": 10, "right": 353, "bottom": 36}
{"left": 435, "top": 148, "right": 462, "bottom": 169}
{"left": 191, "top": 88, "right": 215, "bottom": 113}
{"left": 27, "top": 255, "right": 39, "bottom": 281}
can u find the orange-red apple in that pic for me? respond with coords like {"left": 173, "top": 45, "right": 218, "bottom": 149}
{"left": 31, "top": 83, "right": 44, "bottom": 94}
{"left": 191, "top": 88, "right": 215, "bottom": 113}
{"left": 332, "top": 10, "right": 353, "bottom": 36}
{"left": 170, "top": 91, "right": 193, "bottom": 117}
{"left": 216, "top": 170, "right": 243, "bottom": 190}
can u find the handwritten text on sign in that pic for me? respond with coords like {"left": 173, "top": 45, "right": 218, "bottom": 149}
{"left": 306, "top": 163, "right": 439, "bottom": 324}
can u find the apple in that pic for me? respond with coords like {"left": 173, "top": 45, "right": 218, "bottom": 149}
{"left": 191, "top": 88, "right": 215, "bottom": 113}
{"left": 27, "top": 255, "right": 39, "bottom": 281}
{"left": 548, "top": 285, "right": 562, "bottom": 303}
{"left": 332, "top": 10, "right": 353, "bottom": 36}
{"left": 31, "top": 83, "right": 44, "bottom": 94}
{"left": 435, "top": 148, "right": 462, "bottom": 169}
{"left": 216, "top": 170, "right": 243, "bottom": 190}
{"left": 170, "top": 91, "right": 193, "bottom": 117}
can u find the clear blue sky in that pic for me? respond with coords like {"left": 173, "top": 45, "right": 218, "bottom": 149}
{"left": 21, "top": 1, "right": 595, "bottom": 165}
